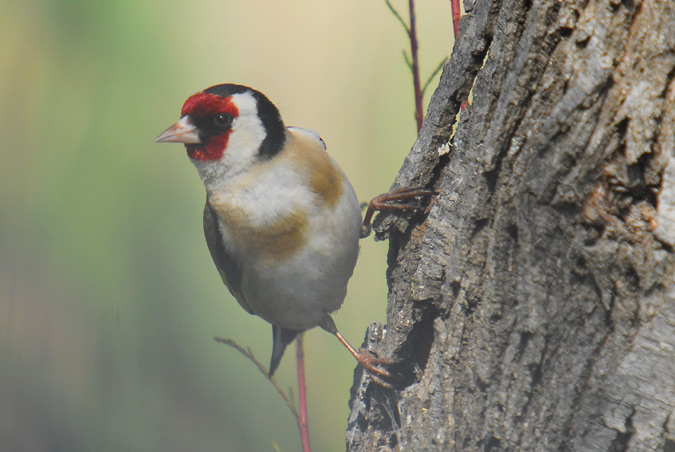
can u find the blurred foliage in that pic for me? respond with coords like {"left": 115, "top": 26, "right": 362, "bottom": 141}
{"left": 0, "top": 0, "right": 452, "bottom": 450}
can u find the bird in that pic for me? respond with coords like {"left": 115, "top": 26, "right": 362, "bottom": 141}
{"left": 155, "top": 83, "right": 392, "bottom": 380}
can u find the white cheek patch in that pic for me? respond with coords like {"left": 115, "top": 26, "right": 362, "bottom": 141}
{"left": 221, "top": 92, "right": 266, "bottom": 174}
{"left": 230, "top": 92, "right": 258, "bottom": 116}
{"left": 191, "top": 92, "right": 267, "bottom": 185}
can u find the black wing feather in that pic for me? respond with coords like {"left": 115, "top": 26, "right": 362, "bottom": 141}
{"left": 204, "top": 198, "right": 302, "bottom": 375}
{"left": 203, "top": 199, "right": 251, "bottom": 314}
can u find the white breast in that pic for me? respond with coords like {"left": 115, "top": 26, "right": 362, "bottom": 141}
{"left": 242, "top": 174, "right": 361, "bottom": 330}
{"left": 206, "top": 131, "right": 363, "bottom": 330}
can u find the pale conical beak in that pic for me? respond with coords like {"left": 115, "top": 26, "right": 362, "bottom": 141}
{"left": 155, "top": 116, "right": 201, "bottom": 144}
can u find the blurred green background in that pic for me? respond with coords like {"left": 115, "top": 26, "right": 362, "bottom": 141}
{"left": 0, "top": 0, "right": 452, "bottom": 450}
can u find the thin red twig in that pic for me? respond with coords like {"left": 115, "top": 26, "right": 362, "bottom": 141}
{"left": 451, "top": 0, "right": 461, "bottom": 39}
{"left": 408, "top": 0, "right": 423, "bottom": 132}
{"left": 451, "top": 0, "right": 468, "bottom": 110}
{"left": 296, "top": 335, "right": 312, "bottom": 452}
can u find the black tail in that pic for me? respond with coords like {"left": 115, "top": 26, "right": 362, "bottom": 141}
{"left": 269, "top": 326, "right": 301, "bottom": 377}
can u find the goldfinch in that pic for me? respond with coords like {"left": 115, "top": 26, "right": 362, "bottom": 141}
{"left": 155, "top": 84, "right": 390, "bottom": 379}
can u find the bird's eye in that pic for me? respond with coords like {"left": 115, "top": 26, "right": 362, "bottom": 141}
{"left": 213, "top": 113, "right": 233, "bottom": 129}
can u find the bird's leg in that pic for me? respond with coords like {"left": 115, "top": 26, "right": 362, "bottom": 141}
{"left": 320, "top": 315, "right": 393, "bottom": 387}
{"left": 361, "top": 187, "right": 439, "bottom": 238}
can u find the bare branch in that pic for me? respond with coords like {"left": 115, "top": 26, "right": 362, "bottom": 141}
{"left": 213, "top": 336, "right": 300, "bottom": 421}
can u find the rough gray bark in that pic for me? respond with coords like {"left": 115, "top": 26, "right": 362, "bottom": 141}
{"left": 346, "top": 0, "right": 675, "bottom": 451}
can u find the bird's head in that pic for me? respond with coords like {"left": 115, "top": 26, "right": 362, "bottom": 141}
{"left": 156, "top": 84, "right": 286, "bottom": 178}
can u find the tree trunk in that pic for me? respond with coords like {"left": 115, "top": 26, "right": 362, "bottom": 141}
{"left": 346, "top": 0, "right": 675, "bottom": 450}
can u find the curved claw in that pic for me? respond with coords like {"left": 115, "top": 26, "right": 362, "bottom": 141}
{"left": 333, "top": 330, "right": 396, "bottom": 388}
{"left": 355, "top": 348, "right": 393, "bottom": 378}
{"left": 361, "top": 186, "right": 439, "bottom": 238}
